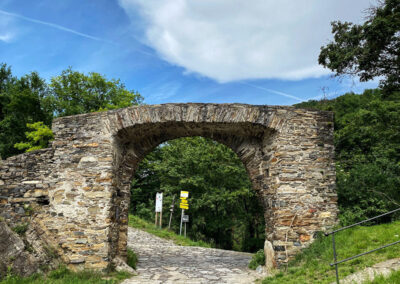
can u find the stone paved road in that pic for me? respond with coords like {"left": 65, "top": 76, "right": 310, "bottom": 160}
{"left": 122, "top": 227, "right": 265, "bottom": 284}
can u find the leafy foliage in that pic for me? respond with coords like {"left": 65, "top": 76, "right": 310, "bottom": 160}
{"left": 14, "top": 122, "right": 54, "bottom": 152}
{"left": 248, "top": 249, "right": 265, "bottom": 270}
{"left": 0, "top": 64, "right": 52, "bottom": 158}
{"left": 131, "top": 137, "right": 265, "bottom": 252}
{"left": 48, "top": 68, "right": 143, "bottom": 117}
{"left": 0, "top": 63, "right": 143, "bottom": 158}
{"left": 319, "top": 0, "right": 400, "bottom": 94}
{"left": 295, "top": 89, "right": 400, "bottom": 225}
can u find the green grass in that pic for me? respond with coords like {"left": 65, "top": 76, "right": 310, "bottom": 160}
{"left": 248, "top": 249, "right": 265, "bottom": 270}
{"left": 262, "top": 220, "right": 400, "bottom": 284}
{"left": 364, "top": 269, "right": 400, "bottom": 283}
{"left": 0, "top": 266, "right": 131, "bottom": 284}
{"left": 128, "top": 215, "right": 212, "bottom": 248}
{"left": 126, "top": 248, "right": 138, "bottom": 270}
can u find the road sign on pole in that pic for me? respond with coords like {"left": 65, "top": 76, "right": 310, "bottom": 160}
{"left": 179, "top": 191, "right": 190, "bottom": 236}
{"left": 155, "top": 192, "right": 163, "bottom": 212}
{"left": 179, "top": 191, "right": 189, "bottom": 210}
{"left": 155, "top": 192, "right": 163, "bottom": 228}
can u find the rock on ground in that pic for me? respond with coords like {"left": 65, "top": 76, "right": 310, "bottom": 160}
{"left": 0, "top": 222, "right": 39, "bottom": 278}
{"left": 122, "top": 227, "right": 265, "bottom": 284}
{"left": 334, "top": 258, "right": 400, "bottom": 284}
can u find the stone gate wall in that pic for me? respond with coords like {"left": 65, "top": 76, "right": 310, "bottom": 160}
{"left": 0, "top": 103, "right": 338, "bottom": 271}
{"left": 0, "top": 148, "right": 54, "bottom": 227}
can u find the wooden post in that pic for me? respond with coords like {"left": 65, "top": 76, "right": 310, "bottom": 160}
{"left": 168, "top": 194, "right": 176, "bottom": 229}
{"left": 160, "top": 209, "right": 162, "bottom": 228}
{"left": 155, "top": 212, "right": 158, "bottom": 227}
{"left": 180, "top": 209, "right": 184, "bottom": 235}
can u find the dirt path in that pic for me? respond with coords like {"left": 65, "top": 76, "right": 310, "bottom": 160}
{"left": 122, "top": 227, "right": 265, "bottom": 284}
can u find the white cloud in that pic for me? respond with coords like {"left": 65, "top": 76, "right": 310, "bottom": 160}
{"left": 119, "top": 0, "right": 375, "bottom": 82}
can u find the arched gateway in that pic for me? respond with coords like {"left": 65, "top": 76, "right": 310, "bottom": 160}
{"left": 0, "top": 103, "right": 337, "bottom": 270}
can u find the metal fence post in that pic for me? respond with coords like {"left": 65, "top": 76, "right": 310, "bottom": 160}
{"left": 332, "top": 232, "right": 339, "bottom": 284}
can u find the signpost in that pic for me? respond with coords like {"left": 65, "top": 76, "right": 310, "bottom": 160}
{"left": 168, "top": 194, "right": 176, "bottom": 229}
{"left": 179, "top": 191, "right": 189, "bottom": 236}
{"left": 155, "top": 192, "right": 163, "bottom": 228}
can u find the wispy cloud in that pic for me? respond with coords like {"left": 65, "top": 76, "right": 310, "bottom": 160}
{"left": 239, "top": 82, "right": 302, "bottom": 102}
{"left": 0, "top": 32, "right": 14, "bottom": 43}
{"left": 0, "top": 9, "right": 114, "bottom": 44}
{"left": 0, "top": 8, "right": 161, "bottom": 58}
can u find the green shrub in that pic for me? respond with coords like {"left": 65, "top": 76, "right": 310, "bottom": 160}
{"left": 248, "top": 249, "right": 265, "bottom": 270}
{"left": 126, "top": 248, "right": 138, "bottom": 270}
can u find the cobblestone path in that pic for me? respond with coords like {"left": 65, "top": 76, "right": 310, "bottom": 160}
{"left": 122, "top": 227, "right": 264, "bottom": 284}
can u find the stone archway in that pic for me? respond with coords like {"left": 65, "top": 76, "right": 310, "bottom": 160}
{"left": 0, "top": 103, "right": 338, "bottom": 271}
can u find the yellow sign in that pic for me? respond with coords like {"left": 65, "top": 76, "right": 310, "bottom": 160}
{"left": 180, "top": 199, "right": 188, "bottom": 204}
{"left": 180, "top": 191, "right": 189, "bottom": 198}
{"left": 180, "top": 203, "right": 189, "bottom": 209}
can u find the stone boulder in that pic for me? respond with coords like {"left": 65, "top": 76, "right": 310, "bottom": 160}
{"left": 0, "top": 221, "right": 39, "bottom": 278}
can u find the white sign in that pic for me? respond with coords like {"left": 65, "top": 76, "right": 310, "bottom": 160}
{"left": 180, "top": 191, "right": 189, "bottom": 198}
{"left": 155, "top": 192, "right": 163, "bottom": 212}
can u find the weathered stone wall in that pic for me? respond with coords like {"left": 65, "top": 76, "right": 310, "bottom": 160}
{"left": 261, "top": 108, "right": 337, "bottom": 262}
{"left": 0, "top": 103, "right": 338, "bottom": 272}
{"left": 0, "top": 148, "right": 54, "bottom": 227}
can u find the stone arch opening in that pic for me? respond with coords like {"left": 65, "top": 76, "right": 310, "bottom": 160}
{"left": 110, "top": 121, "right": 276, "bottom": 264}
{"left": 129, "top": 135, "right": 267, "bottom": 252}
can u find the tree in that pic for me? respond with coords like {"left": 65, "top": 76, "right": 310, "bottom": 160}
{"left": 0, "top": 65, "right": 52, "bottom": 159}
{"left": 48, "top": 68, "right": 143, "bottom": 117}
{"left": 14, "top": 122, "right": 54, "bottom": 152}
{"left": 319, "top": 0, "right": 400, "bottom": 94}
{"left": 0, "top": 64, "right": 144, "bottom": 158}
{"left": 295, "top": 89, "right": 400, "bottom": 225}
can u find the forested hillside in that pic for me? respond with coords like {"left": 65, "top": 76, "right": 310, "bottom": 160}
{"left": 295, "top": 89, "right": 400, "bottom": 224}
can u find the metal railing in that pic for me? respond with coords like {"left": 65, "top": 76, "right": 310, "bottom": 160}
{"left": 325, "top": 207, "right": 400, "bottom": 284}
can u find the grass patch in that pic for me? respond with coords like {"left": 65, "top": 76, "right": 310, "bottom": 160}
{"left": 0, "top": 265, "right": 131, "bottom": 284}
{"left": 128, "top": 215, "right": 212, "bottom": 248}
{"left": 248, "top": 249, "right": 265, "bottom": 270}
{"left": 126, "top": 248, "right": 138, "bottom": 270}
{"left": 365, "top": 269, "right": 400, "bottom": 284}
{"left": 12, "top": 223, "right": 29, "bottom": 235}
{"left": 262, "top": 220, "right": 400, "bottom": 284}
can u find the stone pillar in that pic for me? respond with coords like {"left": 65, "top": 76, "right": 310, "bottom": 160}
{"left": 263, "top": 108, "right": 337, "bottom": 264}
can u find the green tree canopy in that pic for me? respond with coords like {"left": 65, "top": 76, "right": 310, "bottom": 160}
{"left": 48, "top": 68, "right": 143, "bottom": 117}
{"left": 14, "top": 122, "right": 54, "bottom": 153}
{"left": 0, "top": 64, "right": 143, "bottom": 159}
{"left": 319, "top": 0, "right": 400, "bottom": 94}
{"left": 296, "top": 89, "right": 400, "bottom": 225}
{"left": 0, "top": 65, "right": 52, "bottom": 158}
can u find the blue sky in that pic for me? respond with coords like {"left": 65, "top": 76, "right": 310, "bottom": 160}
{"left": 0, "top": 0, "right": 379, "bottom": 106}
